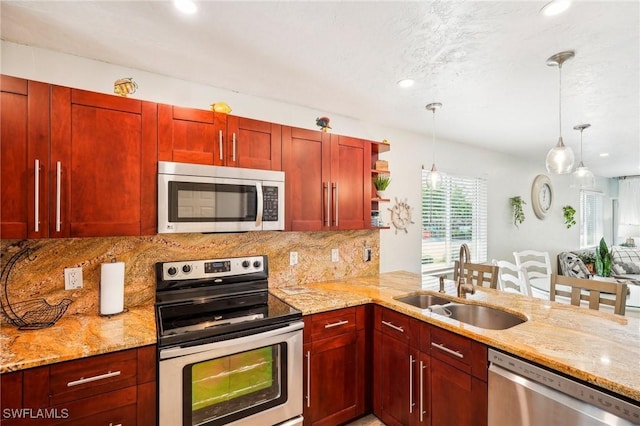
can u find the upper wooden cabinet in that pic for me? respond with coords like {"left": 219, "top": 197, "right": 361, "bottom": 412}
{"left": 50, "top": 86, "right": 157, "bottom": 237}
{"left": 158, "top": 104, "right": 282, "bottom": 170}
{"left": 1, "top": 76, "right": 50, "bottom": 239}
{"left": 282, "top": 127, "right": 371, "bottom": 231}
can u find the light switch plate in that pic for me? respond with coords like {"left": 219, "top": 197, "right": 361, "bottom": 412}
{"left": 363, "top": 247, "right": 372, "bottom": 262}
{"left": 290, "top": 251, "right": 298, "bottom": 266}
{"left": 331, "top": 248, "right": 339, "bottom": 263}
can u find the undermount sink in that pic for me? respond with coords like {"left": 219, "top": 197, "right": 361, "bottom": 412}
{"left": 443, "top": 303, "right": 526, "bottom": 330}
{"left": 395, "top": 292, "right": 527, "bottom": 330}
{"left": 394, "top": 293, "right": 452, "bottom": 309}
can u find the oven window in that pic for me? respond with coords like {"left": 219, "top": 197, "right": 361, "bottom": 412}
{"left": 184, "top": 343, "right": 287, "bottom": 426}
{"left": 169, "top": 181, "right": 257, "bottom": 222}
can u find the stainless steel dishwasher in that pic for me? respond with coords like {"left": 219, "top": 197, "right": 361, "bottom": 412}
{"left": 488, "top": 349, "right": 640, "bottom": 425}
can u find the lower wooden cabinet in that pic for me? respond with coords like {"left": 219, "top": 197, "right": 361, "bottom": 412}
{"left": 0, "top": 345, "right": 156, "bottom": 425}
{"left": 303, "top": 306, "right": 367, "bottom": 426}
{"left": 373, "top": 306, "right": 488, "bottom": 426}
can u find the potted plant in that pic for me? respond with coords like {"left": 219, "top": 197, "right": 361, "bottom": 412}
{"left": 595, "top": 237, "right": 613, "bottom": 277}
{"left": 373, "top": 175, "right": 391, "bottom": 198}
{"left": 562, "top": 205, "right": 576, "bottom": 229}
{"left": 576, "top": 251, "right": 596, "bottom": 274}
{"left": 509, "top": 196, "right": 526, "bottom": 228}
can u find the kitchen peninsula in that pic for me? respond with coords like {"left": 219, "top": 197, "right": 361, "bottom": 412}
{"left": 1, "top": 271, "right": 639, "bottom": 424}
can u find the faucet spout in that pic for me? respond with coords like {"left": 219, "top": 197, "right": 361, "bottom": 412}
{"left": 456, "top": 243, "right": 475, "bottom": 298}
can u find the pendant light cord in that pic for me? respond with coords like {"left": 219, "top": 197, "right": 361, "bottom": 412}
{"left": 579, "top": 128, "right": 584, "bottom": 161}
{"left": 431, "top": 109, "right": 436, "bottom": 165}
{"left": 558, "top": 64, "right": 562, "bottom": 138}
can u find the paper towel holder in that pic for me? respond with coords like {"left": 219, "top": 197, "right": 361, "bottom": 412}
{"left": 99, "top": 258, "right": 127, "bottom": 317}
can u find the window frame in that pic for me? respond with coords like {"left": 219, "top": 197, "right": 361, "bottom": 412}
{"left": 421, "top": 172, "right": 488, "bottom": 274}
{"left": 579, "top": 189, "right": 604, "bottom": 249}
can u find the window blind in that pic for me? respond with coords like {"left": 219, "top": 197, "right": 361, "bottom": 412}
{"left": 580, "top": 190, "right": 603, "bottom": 248}
{"left": 421, "top": 172, "right": 488, "bottom": 273}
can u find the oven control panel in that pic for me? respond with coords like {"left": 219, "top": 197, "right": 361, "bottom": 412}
{"left": 160, "top": 256, "right": 265, "bottom": 281}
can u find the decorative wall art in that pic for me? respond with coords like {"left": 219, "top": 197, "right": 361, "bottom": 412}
{"left": 388, "top": 198, "right": 414, "bottom": 234}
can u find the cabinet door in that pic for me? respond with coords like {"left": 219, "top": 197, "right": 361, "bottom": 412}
{"left": 431, "top": 357, "right": 487, "bottom": 426}
{"left": 282, "top": 126, "right": 331, "bottom": 231}
{"left": 305, "top": 332, "right": 360, "bottom": 426}
{"left": 1, "top": 76, "right": 50, "bottom": 239}
{"left": 376, "top": 332, "right": 419, "bottom": 426}
{"left": 226, "top": 116, "right": 281, "bottom": 170}
{"left": 158, "top": 104, "right": 225, "bottom": 165}
{"left": 330, "top": 135, "right": 370, "bottom": 230}
{"left": 50, "top": 87, "right": 157, "bottom": 237}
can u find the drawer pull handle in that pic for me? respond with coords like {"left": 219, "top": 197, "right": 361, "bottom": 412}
{"left": 67, "top": 370, "right": 121, "bottom": 387}
{"left": 381, "top": 320, "right": 404, "bottom": 333}
{"left": 431, "top": 342, "right": 464, "bottom": 359}
{"left": 109, "top": 424, "right": 122, "bottom": 426}
{"left": 324, "top": 320, "right": 349, "bottom": 329}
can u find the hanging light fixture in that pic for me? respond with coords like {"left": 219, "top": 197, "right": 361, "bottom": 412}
{"left": 572, "top": 123, "right": 596, "bottom": 188}
{"left": 545, "top": 51, "right": 576, "bottom": 174}
{"left": 425, "top": 102, "right": 443, "bottom": 189}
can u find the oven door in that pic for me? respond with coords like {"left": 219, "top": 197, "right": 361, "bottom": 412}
{"left": 159, "top": 322, "right": 303, "bottom": 426}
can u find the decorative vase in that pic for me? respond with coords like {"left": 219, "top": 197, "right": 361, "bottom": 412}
{"left": 376, "top": 190, "right": 386, "bottom": 198}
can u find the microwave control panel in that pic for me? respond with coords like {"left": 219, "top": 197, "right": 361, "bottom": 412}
{"left": 263, "top": 186, "right": 279, "bottom": 221}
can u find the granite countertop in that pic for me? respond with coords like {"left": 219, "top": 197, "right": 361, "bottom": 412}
{"left": 272, "top": 271, "right": 640, "bottom": 403}
{"left": 0, "top": 305, "right": 156, "bottom": 373}
{"left": 2, "top": 271, "right": 639, "bottom": 404}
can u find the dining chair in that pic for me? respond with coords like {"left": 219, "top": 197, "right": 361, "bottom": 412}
{"left": 549, "top": 274, "right": 628, "bottom": 316}
{"left": 492, "top": 259, "right": 533, "bottom": 296}
{"left": 513, "top": 250, "right": 552, "bottom": 290}
{"left": 454, "top": 261, "right": 499, "bottom": 289}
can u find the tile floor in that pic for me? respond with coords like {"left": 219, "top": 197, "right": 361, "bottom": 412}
{"left": 344, "top": 414, "right": 386, "bottom": 426}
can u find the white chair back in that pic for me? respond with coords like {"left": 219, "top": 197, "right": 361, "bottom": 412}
{"left": 513, "top": 250, "right": 552, "bottom": 277}
{"left": 492, "top": 259, "right": 533, "bottom": 296}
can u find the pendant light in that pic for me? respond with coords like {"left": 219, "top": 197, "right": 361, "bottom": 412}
{"left": 545, "top": 51, "right": 576, "bottom": 174}
{"left": 425, "top": 102, "right": 443, "bottom": 189}
{"left": 572, "top": 123, "right": 596, "bottom": 188}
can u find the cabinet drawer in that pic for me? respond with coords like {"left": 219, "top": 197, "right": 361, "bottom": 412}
{"left": 58, "top": 388, "right": 137, "bottom": 425}
{"left": 378, "top": 308, "right": 415, "bottom": 345}
{"left": 308, "top": 308, "right": 357, "bottom": 341}
{"left": 49, "top": 349, "right": 138, "bottom": 405}
{"left": 429, "top": 327, "right": 472, "bottom": 373}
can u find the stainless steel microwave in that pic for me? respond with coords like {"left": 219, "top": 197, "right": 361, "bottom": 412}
{"left": 158, "top": 161, "right": 284, "bottom": 233}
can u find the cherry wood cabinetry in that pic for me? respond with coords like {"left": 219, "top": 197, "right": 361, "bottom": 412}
{"left": 158, "top": 104, "right": 282, "bottom": 170}
{"left": 374, "top": 307, "right": 488, "bottom": 426}
{"left": 282, "top": 127, "right": 371, "bottom": 231}
{"left": 303, "top": 306, "right": 368, "bottom": 426}
{"left": 158, "top": 104, "right": 226, "bottom": 165}
{"left": 50, "top": 86, "right": 158, "bottom": 237}
{"left": 372, "top": 306, "right": 421, "bottom": 426}
{"left": 0, "top": 346, "right": 156, "bottom": 425}
{"left": 428, "top": 326, "right": 488, "bottom": 426}
{"left": 0, "top": 76, "right": 50, "bottom": 239}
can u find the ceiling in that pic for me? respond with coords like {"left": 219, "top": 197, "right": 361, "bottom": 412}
{"left": 1, "top": 1, "right": 638, "bottom": 178}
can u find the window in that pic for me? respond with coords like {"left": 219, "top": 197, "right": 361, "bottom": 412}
{"left": 580, "top": 190, "right": 603, "bottom": 248}
{"left": 421, "top": 172, "right": 487, "bottom": 273}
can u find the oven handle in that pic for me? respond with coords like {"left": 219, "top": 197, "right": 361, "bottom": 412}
{"left": 159, "top": 321, "right": 304, "bottom": 360}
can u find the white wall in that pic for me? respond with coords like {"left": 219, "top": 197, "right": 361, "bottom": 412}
{"left": 1, "top": 41, "right": 615, "bottom": 274}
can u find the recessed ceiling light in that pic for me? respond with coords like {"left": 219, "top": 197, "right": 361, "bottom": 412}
{"left": 397, "top": 79, "right": 415, "bottom": 88}
{"left": 540, "top": 0, "right": 571, "bottom": 17}
{"left": 599, "top": 153, "right": 610, "bottom": 158}
{"left": 174, "top": 0, "right": 197, "bottom": 14}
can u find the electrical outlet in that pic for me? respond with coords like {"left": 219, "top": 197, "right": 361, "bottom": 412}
{"left": 64, "top": 267, "right": 83, "bottom": 290}
{"left": 363, "top": 247, "right": 372, "bottom": 262}
{"left": 290, "top": 251, "right": 298, "bottom": 266}
{"left": 331, "top": 248, "right": 339, "bottom": 263}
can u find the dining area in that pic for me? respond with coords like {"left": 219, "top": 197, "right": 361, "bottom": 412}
{"left": 438, "top": 244, "right": 639, "bottom": 318}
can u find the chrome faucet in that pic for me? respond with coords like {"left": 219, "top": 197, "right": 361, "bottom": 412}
{"left": 457, "top": 243, "right": 475, "bottom": 298}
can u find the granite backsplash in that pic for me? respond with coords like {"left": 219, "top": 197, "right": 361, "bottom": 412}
{"left": 0, "top": 230, "right": 379, "bottom": 318}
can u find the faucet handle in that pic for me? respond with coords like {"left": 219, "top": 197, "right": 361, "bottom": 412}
{"left": 438, "top": 275, "right": 446, "bottom": 293}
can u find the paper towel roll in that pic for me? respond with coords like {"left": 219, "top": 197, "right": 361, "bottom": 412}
{"left": 100, "top": 261, "right": 125, "bottom": 315}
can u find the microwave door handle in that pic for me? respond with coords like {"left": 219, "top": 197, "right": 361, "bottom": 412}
{"left": 256, "top": 182, "right": 263, "bottom": 227}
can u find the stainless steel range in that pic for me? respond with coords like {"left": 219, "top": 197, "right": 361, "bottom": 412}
{"left": 155, "top": 255, "right": 303, "bottom": 426}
